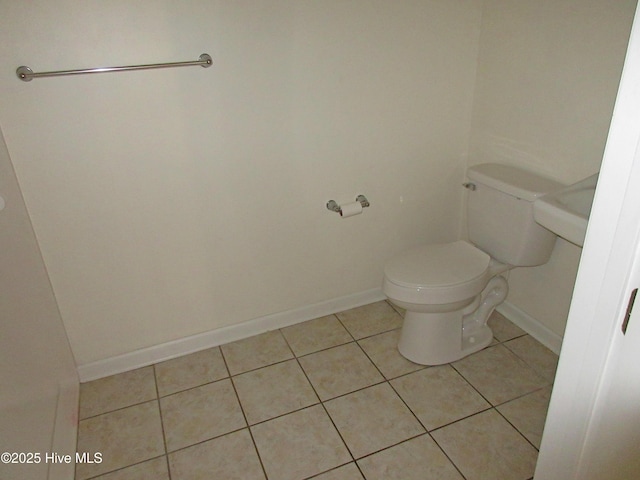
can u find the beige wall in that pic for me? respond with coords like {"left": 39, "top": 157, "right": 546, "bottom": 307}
{"left": 467, "top": 0, "right": 636, "bottom": 337}
{"left": 1, "top": 0, "right": 635, "bottom": 366}
{"left": 0, "top": 127, "right": 77, "bottom": 479}
{"left": 0, "top": 1, "right": 483, "bottom": 365}
{"left": 0, "top": 127, "right": 76, "bottom": 403}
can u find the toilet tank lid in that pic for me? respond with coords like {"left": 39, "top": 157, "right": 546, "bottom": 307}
{"left": 467, "top": 163, "right": 563, "bottom": 201}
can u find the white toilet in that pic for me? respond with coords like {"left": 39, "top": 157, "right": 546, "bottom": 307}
{"left": 382, "top": 163, "right": 562, "bottom": 365}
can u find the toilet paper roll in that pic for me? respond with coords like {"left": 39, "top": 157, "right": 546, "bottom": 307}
{"left": 340, "top": 201, "right": 363, "bottom": 218}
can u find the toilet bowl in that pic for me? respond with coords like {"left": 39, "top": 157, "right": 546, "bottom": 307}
{"left": 382, "top": 163, "right": 562, "bottom": 365}
{"left": 383, "top": 241, "right": 509, "bottom": 364}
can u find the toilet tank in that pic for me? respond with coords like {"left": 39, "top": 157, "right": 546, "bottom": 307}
{"left": 466, "top": 163, "right": 563, "bottom": 266}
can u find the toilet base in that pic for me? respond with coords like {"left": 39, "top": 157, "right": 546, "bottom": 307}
{"left": 396, "top": 275, "right": 508, "bottom": 365}
{"left": 398, "top": 310, "right": 493, "bottom": 365}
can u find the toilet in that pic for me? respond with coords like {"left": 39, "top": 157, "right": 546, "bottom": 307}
{"left": 382, "top": 163, "right": 562, "bottom": 365}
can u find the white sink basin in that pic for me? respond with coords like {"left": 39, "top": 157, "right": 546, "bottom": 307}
{"left": 533, "top": 173, "right": 598, "bottom": 247}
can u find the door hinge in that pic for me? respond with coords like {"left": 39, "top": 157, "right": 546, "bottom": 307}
{"left": 622, "top": 288, "right": 638, "bottom": 335}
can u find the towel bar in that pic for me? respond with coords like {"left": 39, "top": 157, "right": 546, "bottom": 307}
{"left": 16, "top": 53, "right": 212, "bottom": 82}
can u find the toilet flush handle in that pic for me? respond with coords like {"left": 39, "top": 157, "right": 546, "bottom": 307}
{"left": 462, "top": 182, "right": 476, "bottom": 191}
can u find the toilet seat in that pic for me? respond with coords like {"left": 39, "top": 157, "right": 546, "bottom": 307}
{"left": 383, "top": 240, "right": 491, "bottom": 305}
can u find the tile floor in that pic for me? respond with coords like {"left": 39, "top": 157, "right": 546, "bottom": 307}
{"left": 75, "top": 301, "right": 559, "bottom": 480}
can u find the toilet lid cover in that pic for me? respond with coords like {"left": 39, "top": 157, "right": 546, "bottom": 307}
{"left": 384, "top": 241, "right": 490, "bottom": 288}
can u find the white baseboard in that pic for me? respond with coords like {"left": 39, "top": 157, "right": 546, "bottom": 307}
{"left": 77, "top": 288, "right": 386, "bottom": 382}
{"left": 77, "top": 291, "right": 562, "bottom": 382}
{"left": 49, "top": 377, "right": 79, "bottom": 480}
{"left": 496, "top": 301, "right": 563, "bottom": 354}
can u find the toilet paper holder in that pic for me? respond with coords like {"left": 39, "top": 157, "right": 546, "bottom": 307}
{"left": 326, "top": 195, "right": 370, "bottom": 215}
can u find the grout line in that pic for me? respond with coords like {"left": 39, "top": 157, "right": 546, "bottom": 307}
{"left": 219, "top": 346, "right": 270, "bottom": 480}
{"left": 427, "top": 406, "right": 493, "bottom": 435}
{"left": 281, "top": 331, "right": 359, "bottom": 464}
{"left": 78, "top": 397, "right": 159, "bottom": 421}
{"left": 448, "top": 360, "right": 496, "bottom": 407}
{"left": 152, "top": 365, "right": 168, "bottom": 448}
{"left": 383, "top": 367, "right": 470, "bottom": 479}
{"left": 492, "top": 384, "right": 551, "bottom": 408}
{"left": 385, "top": 299, "right": 405, "bottom": 317}
{"left": 162, "top": 425, "right": 248, "bottom": 456}
{"left": 334, "top": 315, "right": 358, "bottom": 343}
{"left": 448, "top": 348, "right": 551, "bottom": 411}
{"left": 78, "top": 305, "right": 549, "bottom": 479}
{"left": 428, "top": 430, "right": 469, "bottom": 480}
{"left": 494, "top": 406, "right": 542, "bottom": 452}
{"left": 354, "top": 461, "right": 367, "bottom": 480}
{"left": 385, "top": 376, "right": 427, "bottom": 430}
{"left": 80, "top": 454, "right": 169, "bottom": 480}
{"left": 302, "top": 461, "right": 361, "bottom": 479}
{"left": 352, "top": 431, "right": 427, "bottom": 462}
{"left": 156, "top": 375, "right": 232, "bottom": 400}
{"left": 164, "top": 454, "right": 172, "bottom": 480}
{"left": 501, "top": 338, "right": 559, "bottom": 382}
{"left": 282, "top": 318, "right": 463, "bottom": 479}
{"left": 277, "top": 328, "right": 393, "bottom": 480}
{"left": 152, "top": 364, "right": 172, "bottom": 480}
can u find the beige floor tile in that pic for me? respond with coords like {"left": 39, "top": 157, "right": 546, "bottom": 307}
{"left": 93, "top": 456, "right": 169, "bottom": 479}
{"left": 325, "top": 383, "right": 425, "bottom": 459}
{"left": 155, "top": 347, "right": 228, "bottom": 397}
{"left": 387, "top": 302, "right": 406, "bottom": 317}
{"left": 391, "top": 365, "right": 490, "bottom": 430}
{"left": 281, "top": 315, "right": 353, "bottom": 356}
{"left": 160, "top": 379, "right": 246, "bottom": 452}
{"left": 75, "top": 401, "right": 165, "bottom": 480}
{"left": 431, "top": 409, "right": 538, "bottom": 480}
{"left": 169, "top": 429, "right": 265, "bottom": 480}
{"left": 72, "top": 301, "right": 548, "bottom": 480}
{"left": 504, "top": 335, "right": 559, "bottom": 382}
{"left": 299, "top": 343, "right": 384, "bottom": 401}
{"left": 311, "top": 463, "right": 364, "bottom": 480}
{"left": 452, "top": 345, "right": 548, "bottom": 405}
{"left": 487, "top": 311, "right": 526, "bottom": 342}
{"left": 497, "top": 386, "right": 552, "bottom": 448}
{"left": 79, "top": 366, "right": 157, "bottom": 419}
{"left": 221, "top": 330, "right": 293, "bottom": 375}
{"left": 251, "top": 405, "right": 351, "bottom": 480}
{"left": 358, "top": 434, "right": 463, "bottom": 480}
{"left": 358, "top": 329, "right": 424, "bottom": 379}
{"left": 336, "top": 301, "right": 403, "bottom": 340}
{"left": 233, "top": 359, "right": 318, "bottom": 424}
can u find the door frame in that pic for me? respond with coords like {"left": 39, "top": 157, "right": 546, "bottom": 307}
{"left": 534, "top": 2, "right": 640, "bottom": 477}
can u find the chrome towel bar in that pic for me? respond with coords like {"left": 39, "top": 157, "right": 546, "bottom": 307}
{"left": 16, "top": 53, "right": 212, "bottom": 82}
